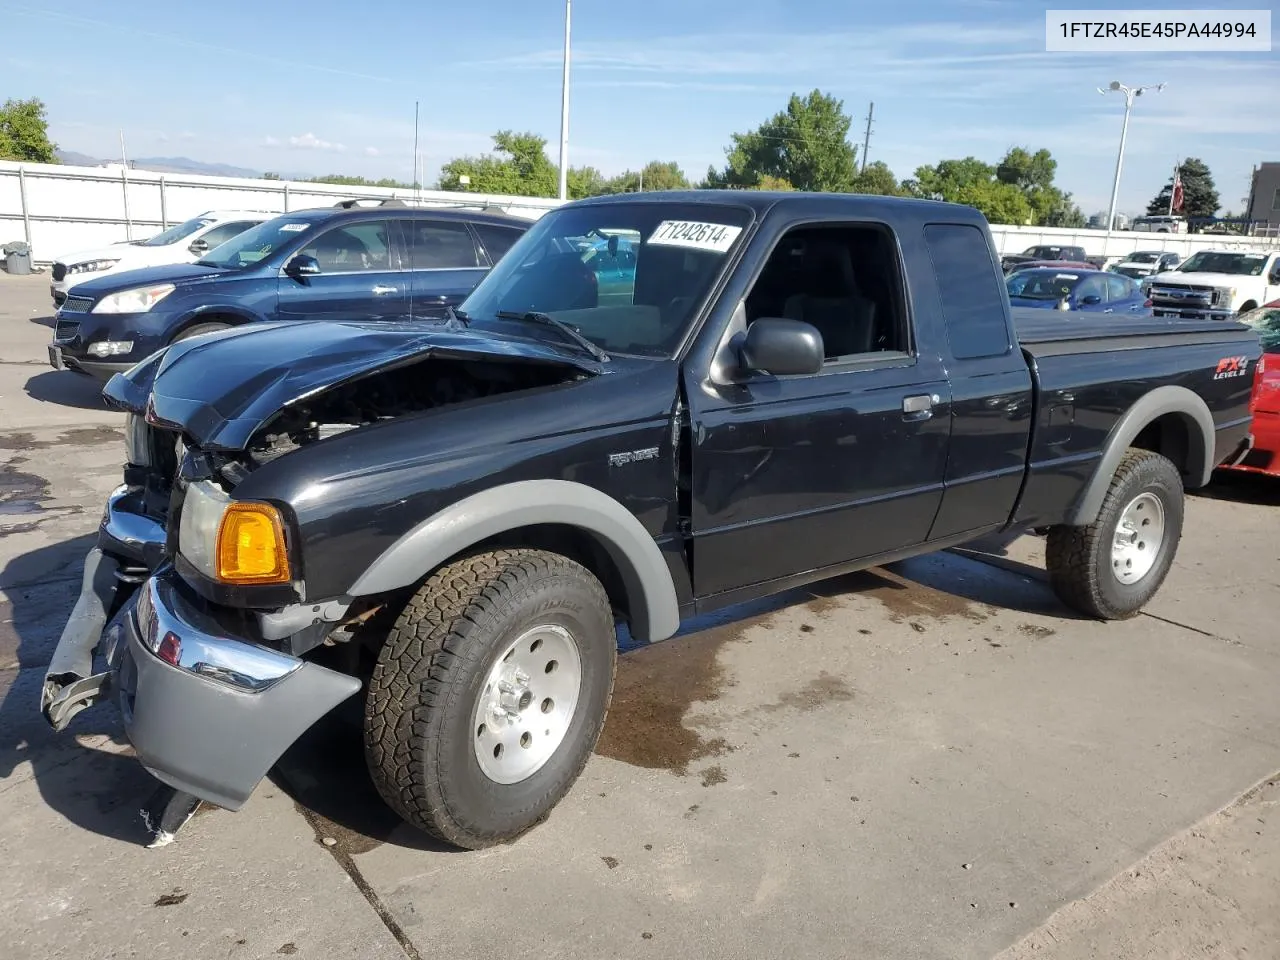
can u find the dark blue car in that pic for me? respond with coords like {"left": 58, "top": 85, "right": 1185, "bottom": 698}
{"left": 1006, "top": 267, "right": 1152, "bottom": 316}
{"left": 47, "top": 202, "right": 532, "bottom": 379}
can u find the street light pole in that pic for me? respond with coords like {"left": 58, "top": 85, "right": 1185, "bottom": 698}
{"left": 1099, "top": 80, "right": 1165, "bottom": 236}
{"left": 558, "top": 0, "right": 572, "bottom": 202}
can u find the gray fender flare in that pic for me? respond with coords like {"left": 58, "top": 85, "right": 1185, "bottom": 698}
{"left": 347, "top": 479, "right": 681, "bottom": 643}
{"left": 1066, "top": 384, "right": 1215, "bottom": 526}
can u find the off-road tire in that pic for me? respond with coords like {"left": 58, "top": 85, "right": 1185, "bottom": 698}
{"left": 363, "top": 549, "right": 616, "bottom": 849}
{"left": 172, "top": 321, "right": 231, "bottom": 343}
{"left": 1046, "top": 449, "right": 1184, "bottom": 620}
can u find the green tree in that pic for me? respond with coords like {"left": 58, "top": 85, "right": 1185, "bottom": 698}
{"left": 704, "top": 89, "right": 858, "bottom": 192}
{"left": 604, "top": 160, "right": 690, "bottom": 194}
{"left": 262, "top": 171, "right": 281, "bottom": 180}
{"left": 310, "top": 174, "right": 416, "bottom": 188}
{"left": 851, "top": 161, "right": 901, "bottom": 196}
{"left": 995, "top": 146, "right": 1085, "bottom": 227}
{"left": 1147, "top": 157, "right": 1219, "bottom": 220}
{"left": 0, "top": 97, "right": 57, "bottom": 163}
{"left": 438, "top": 130, "right": 558, "bottom": 197}
{"left": 904, "top": 157, "right": 1033, "bottom": 224}
{"left": 751, "top": 174, "right": 795, "bottom": 191}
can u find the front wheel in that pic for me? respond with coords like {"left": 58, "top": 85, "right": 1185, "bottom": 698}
{"left": 1045, "top": 449, "right": 1184, "bottom": 620}
{"left": 171, "top": 321, "right": 231, "bottom": 343}
{"left": 363, "top": 549, "right": 616, "bottom": 849}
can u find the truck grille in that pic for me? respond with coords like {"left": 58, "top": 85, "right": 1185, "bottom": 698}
{"left": 60, "top": 296, "right": 95, "bottom": 313}
{"left": 54, "top": 319, "right": 80, "bottom": 342}
{"left": 1148, "top": 283, "right": 1216, "bottom": 308}
{"left": 51, "top": 262, "right": 67, "bottom": 282}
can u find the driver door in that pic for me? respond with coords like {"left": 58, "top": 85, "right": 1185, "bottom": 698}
{"left": 276, "top": 219, "right": 405, "bottom": 322}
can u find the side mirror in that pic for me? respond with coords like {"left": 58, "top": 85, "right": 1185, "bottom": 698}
{"left": 285, "top": 254, "right": 321, "bottom": 277}
{"left": 188, "top": 238, "right": 209, "bottom": 255}
{"left": 739, "top": 317, "right": 824, "bottom": 376}
{"left": 1080, "top": 294, "right": 1102, "bottom": 305}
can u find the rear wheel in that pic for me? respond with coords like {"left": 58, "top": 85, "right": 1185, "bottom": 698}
{"left": 1045, "top": 449, "right": 1184, "bottom": 620}
{"left": 363, "top": 549, "right": 616, "bottom": 849}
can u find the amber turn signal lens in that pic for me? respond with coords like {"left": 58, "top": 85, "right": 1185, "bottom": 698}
{"left": 215, "top": 503, "right": 290, "bottom": 584}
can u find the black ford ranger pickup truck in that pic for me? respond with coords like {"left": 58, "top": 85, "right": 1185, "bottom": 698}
{"left": 41, "top": 191, "right": 1261, "bottom": 850}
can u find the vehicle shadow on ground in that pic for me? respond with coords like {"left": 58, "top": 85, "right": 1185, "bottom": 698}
{"left": 1193, "top": 471, "right": 1280, "bottom": 507}
{"left": 29, "top": 314, "right": 55, "bottom": 329}
{"left": 272, "top": 692, "right": 461, "bottom": 855}
{"left": 24, "top": 371, "right": 111, "bottom": 411}
{"left": 0, "top": 535, "right": 155, "bottom": 845}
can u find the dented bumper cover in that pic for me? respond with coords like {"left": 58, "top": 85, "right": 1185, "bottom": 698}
{"left": 41, "top": 488, "right": 360, "bottom": 811}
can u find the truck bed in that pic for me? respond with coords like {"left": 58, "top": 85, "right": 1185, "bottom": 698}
{"left": 1012, "top": 308, "right": 1258, "bottom": 358}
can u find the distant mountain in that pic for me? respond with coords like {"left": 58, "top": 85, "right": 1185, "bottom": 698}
{"left": 54, "top": 149, "right": 262, "bottom": 179}
{"left": 133, "top": 156, "right": 263, "bottom": 178}
{"left": 55, "top": 150, "right": 102, "bottom": 167}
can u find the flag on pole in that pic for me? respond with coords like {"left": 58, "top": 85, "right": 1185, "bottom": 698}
{"left": 1171, "top": 168, "right": 1184, "bottom": 212}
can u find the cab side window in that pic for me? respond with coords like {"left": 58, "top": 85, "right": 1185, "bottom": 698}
{"left": 743, "top": 225, "right": 909, "bottom": 364}
{"left": 1105, "top": 274, "right": 1134, "bottom": 301}
{"left": 402, "top": 219, "right": 480, "bottom": 270}
{"left": 299, "top": 221, "right": 392, "bottom": 272}
{"left": 923, "top": 223, "right": 1010, "bottom": 359}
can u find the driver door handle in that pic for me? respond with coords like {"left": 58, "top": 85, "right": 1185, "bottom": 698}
{"left": 902, "top": 394, "right": 938, "bottom": 421}
{"left": 372, "top": 285, "right": 398, "bottom": 296}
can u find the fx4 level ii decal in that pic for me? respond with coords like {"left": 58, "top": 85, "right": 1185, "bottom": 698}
{"left": 1213, "top": 356, "right": 1251, "bottom": 380}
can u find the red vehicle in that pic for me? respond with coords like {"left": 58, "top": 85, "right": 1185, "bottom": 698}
{"left": 1221, "top": 300, "right": 1280, "bottom": 478}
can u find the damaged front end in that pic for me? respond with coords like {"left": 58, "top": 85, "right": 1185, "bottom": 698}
{"left": 40, "top": 318, "right": 601, "bottom": 844}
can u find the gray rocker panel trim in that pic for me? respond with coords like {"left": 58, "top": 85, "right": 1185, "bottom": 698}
{"left": 1066, "top": 384, "right": 1215, "bottom": 526}
{"left": 347, "top": 479, "right": 682, "bottom": 643}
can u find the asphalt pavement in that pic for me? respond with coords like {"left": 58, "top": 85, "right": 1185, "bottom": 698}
{"left": 1, "top": 270, "right": 1277, "bottom": 960}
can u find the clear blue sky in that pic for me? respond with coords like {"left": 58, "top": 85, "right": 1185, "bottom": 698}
{"left": 4, "top": 0, "right": 1276, "bottom": 216}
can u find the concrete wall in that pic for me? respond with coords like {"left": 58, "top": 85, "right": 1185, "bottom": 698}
{"left": 5, "top": 159, "right": 1279, "bottom": 265}
{"left": 985, "top": 222, "right": 1280, "bottom": 259}
{"left": 0, "top": 160, "right": 562, "bottom": 263}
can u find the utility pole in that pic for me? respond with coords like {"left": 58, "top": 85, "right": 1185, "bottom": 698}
{"left": 557, "top": 0, "right": 572, "bottom": 201}
{"left": 413, "top": 100, "right": 420, "bottom": 200}
{"left": 1099, "top": 80, "right": 1165, "bottom": 236}
{"left": 859, "top": 102, "right": 874, "bottom": 176}
{"left": 119, "top": 129, "right": 133, "bottom": 240}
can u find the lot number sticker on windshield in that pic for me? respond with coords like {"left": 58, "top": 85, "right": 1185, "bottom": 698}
{"left": 649, "top": 220, "right": 742, "bottom": 253}
{"left": 278, "top": 223, "right": 309, "bottom": 232}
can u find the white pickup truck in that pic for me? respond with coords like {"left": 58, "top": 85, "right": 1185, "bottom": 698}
{"left": 1145, "top": 249, "right": 1280, "bottom": 321}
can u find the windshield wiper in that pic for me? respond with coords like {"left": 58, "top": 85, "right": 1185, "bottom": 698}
{"left": 445, "top": 305, "right": 470, "bottom": 328}
{"left": 493, "top": 311, "right": 609, "bottom": 362}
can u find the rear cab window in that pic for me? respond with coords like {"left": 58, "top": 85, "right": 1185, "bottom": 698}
{"left": 924, "top": 223, "right": 1011, "bottom": 359}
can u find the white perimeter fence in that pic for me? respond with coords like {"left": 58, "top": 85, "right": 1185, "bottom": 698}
{"left": 3, "top": 159, "right": 1278, "bottom": 265}
{"left": 0, "top": 160, "right": 560, "bottom": 263}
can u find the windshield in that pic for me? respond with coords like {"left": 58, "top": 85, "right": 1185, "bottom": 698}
{"left": 460, "top": 202, "right": 753, "bottom": 357}
{"left": 137, "top": 216, "right": 213, "bottom": 247}
{"left": 1240, "top": 307, "right": 1280, "bottom": 352}
{"left": 1111, "top": 265, "right": 1147, "bottom": 279}
{"left": 1178, "top": 251, "right": 1270, "bottom": 276}
{"left": 1007, "top": 270, "right": 1079, "bottom": 300}
{"left": 1127, "top": 252, "right": 1160, "bottom": 264}
{"left": 198, "top": 217, "right": 316, "bottom": 269}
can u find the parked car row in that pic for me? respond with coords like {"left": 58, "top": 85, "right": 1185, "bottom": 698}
{"left": 47, "top": 200, "right": 533, "bottom": 378}
{"left": 50, "top": 211, "right": 271, "bottom": 306}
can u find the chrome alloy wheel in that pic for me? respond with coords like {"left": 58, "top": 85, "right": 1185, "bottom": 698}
{"left": 471, "top": 624, "right": 583, "bottom": 784}
{"left": 1111, "top": 492, "right": 1165, "bottom": 585}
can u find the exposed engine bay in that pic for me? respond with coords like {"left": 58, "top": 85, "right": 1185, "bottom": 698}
{"left": 245, "top": 356, "right": 585, "bottom": 466}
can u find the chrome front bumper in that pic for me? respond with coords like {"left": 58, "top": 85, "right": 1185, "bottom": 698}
{"left": 41, "top": 486, "right": 361, "bottom": 811}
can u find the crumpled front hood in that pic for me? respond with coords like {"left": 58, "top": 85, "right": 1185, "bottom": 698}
{"left": 102, "top": 318, "right": 607, "bottom": 450}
